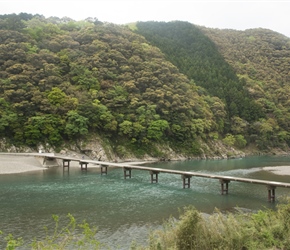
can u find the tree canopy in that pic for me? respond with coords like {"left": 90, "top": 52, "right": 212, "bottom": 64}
{"left": 0, "top": 14, "right": 289, "bottom": 156}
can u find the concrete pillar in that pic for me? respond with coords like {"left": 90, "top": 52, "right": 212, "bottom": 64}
{"left": 267, "top": 185, "right": 276, "bottom": 202}
{"left": 123, "top": 167, "right": 132, "bottom": 179}
{"left": 79, "top": 161, "right": 88, "bottom": 171}
{"left": 182, "top": 175, "right": 192, "bottom": 188}
{"left": 100, "top": 165, "right": 108, "bottom": 175}
{"left": 150, "top": 171, "right": 159, "bottom": 183}
{"left": 220, "top": 179, "right": 230, "bottom": 195}
{"left": 63, "top": 159, "right": 71, "bottom": 169}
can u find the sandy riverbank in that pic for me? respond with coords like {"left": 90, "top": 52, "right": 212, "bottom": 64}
{"left": 263, "top": 166, "right": 290, "bottom": 176}
{"left": 0, "top": 154, "right": 153, "bottom": 174}
{"left": 0, "top": 155, "right": 48, "bottom": 174}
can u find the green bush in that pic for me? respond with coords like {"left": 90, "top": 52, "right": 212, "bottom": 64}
{"left": 234, "top": 134, "right": 247, "bottom": 148}
{"left": 222, "top": 133, "right": 236, "bottom": 146}
{"left": 0, "top": 214, "right": 100, "bottom": 250}
{"left": 139, "top": 197, "right": 290, "bottom": 250}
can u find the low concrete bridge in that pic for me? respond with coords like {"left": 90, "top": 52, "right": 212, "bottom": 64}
{"left": 1, "top": 153, "right": 290, "bottom": 202}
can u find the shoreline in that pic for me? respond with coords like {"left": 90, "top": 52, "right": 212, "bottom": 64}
{"left": 263, "top": 166, "right": 290, "bottom": 176}
{"left": 1, "top": 154, "right": 290, "bottom": 176}
{"left": 0, "top": 154, "right": 153, "bottom": 175}
{"left": 0, "top": 155, "right": 47, "bottom": 174}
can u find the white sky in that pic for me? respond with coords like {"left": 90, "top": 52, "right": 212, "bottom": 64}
{"left": 1, "top": 0, "right": 290, "bottom": 38}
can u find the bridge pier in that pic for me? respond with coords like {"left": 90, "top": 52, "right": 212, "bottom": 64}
{"left": 220, "top": 179, "right": 230, "bottom": 195}
{"left": 62, "top": 159, "right": 71, "bottom": 169}
{"left": 150, "top": 171, "right": 159, "bottom": 183}
{"left": 123, "top": 167, "right": 132, "bottom": 179}
{"left": 79, "top": 161, "right": 88, "bottom": 171}
{"left": 100, "top": 165, "right": 108, "bottom": 175}
{"left": 267, "top": 185, "right": 276, "bottom": 202}
{"left": 182, "top": 175, "right": 192, "bottom": 188}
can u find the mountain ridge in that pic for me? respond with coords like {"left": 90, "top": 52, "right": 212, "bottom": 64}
{"left": 0, "top": 14, "right": 289, "bottom": 159}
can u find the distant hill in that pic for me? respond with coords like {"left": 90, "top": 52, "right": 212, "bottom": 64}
{"left": 201, "top": 27, "right": 290, "bottom": 149}
{"left": 0, "top": 14, "right": 289, "bottom": 158}
{"left": 135, "top": 21, "right": 264, "bottom": 123}
{"left": 135, "top": 21, "right": 290, "bottom": 151}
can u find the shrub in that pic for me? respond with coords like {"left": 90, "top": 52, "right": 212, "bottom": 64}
{"left": 222, "top": 133, "right": 236, "bottom": 146}
{"left": 140, "top": 198, "right": 290, "bottom": 250}
{"left": 0, "top": 214, "right": 100, "bottom": 250}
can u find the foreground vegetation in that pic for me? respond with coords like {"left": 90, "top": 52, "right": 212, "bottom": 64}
{"left": 0, "top": 213, "right": 100, "bottom": 250}
{"left": 140, "top": 198, "right": 290, "bottom": 250}
{"left": 1, "top": 198, "right": 290, "bottom": 249}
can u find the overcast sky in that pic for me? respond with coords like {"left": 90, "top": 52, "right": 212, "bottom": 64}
{"left": 1, "top": 0, "right": 289, "bottom": 38}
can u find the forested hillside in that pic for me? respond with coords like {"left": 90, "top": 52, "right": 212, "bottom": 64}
{"left": 0, "top": 14, "right": 223, "bottom": 157}
{"left": 201, "top": 27, "right": 290, "bottom": 149}
{"left": 0, "top": 14, "right": 289, "bottom": 158}
{"left": 135, "top": 21, "right": 264, "bottom": 123}
{"left": 135, "top": 21, "right": 290, "bottom": 151}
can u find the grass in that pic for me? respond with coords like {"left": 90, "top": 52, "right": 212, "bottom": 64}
{"left": 136, "top": 197, "right": 290, "bottom": 250}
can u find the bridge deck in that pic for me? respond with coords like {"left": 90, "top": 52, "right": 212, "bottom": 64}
{"left": 88, "top": 160, "right": 290, "bottom": 188}
{"left": 1, "top": 153, "right": 290, "bottom": 200}
{"left": 38, "top": 154, "right": 290, "bottom": 189}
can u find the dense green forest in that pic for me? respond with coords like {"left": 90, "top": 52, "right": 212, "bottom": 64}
{"left": 0, "top": 14, "right": 289, "bottom": 157}
{"left": 201, "top": 27, "right": 290, "bottom": 149}
{"left": 134, "top": 21, "right": 290, "bottom": 151}
{"left": 135, "top": 21, "right": 264, "bottom": 123}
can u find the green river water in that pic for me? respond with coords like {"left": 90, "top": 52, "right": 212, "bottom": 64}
{"left": 0, "top": 156, "right": 290, "bottom": 249}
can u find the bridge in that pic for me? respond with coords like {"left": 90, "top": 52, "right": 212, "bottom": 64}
{"left": 1, "top": 152, "right": 290, "bottom": 202}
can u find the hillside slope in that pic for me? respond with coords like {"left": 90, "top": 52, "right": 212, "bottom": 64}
{"left": 201, "top": 27, "right": 290, "bottom": 149}
{"left": 135, "top": 21, "right": 265, "bottom": 123}
{"left": 135, "top": 21, "right": 290, "bottom": 151}
{"left": 0, "top": 14, "right": 225, "bottom": 158}
{"left": 0, "top": 15, "right": 290, "bottom": 158}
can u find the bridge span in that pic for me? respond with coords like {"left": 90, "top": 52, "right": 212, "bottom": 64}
{"left": 1, "top": 152, "right": 290, "bottom": 202}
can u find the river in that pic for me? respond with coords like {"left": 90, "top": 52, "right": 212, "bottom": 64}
{"left": 0, "top": 155, "right": 290, "bottom": 249}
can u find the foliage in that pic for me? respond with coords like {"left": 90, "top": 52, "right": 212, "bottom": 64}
{"left": 136, "top": 198, "right": 290, "bottom": 250}
{"left": 64, "top": 111, "right": 88, "bottom": 139}
{"left": 0, "top": 231, "right": 23, "bottom": 250}
{"left": 202, "top": 27, "right": 290, "bottom": 149}
{"left": 0, "top": 14, "right": 220, "bottom": 155}
{"left": 234, "top": 134, "right": 247, "bottom": 148}
{"left": 0, "top": 14, "right": 289, "bottom": 156}
{"left": 0, "top": 213, "right": 100, "bottom": 250}
{"left": 222, "top": 133, "right": 236, "bottom": 146}
{"left": 30, "top": 213, "right": 100, "bottom": 250}
{"left": 135, "top": 21, "right": 265, "bottom": 126}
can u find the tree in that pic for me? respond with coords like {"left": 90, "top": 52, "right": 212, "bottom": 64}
{"left": 234, "top": 134, "right": 247, "bottom": 148}
{"left": 119, "top": 120, "right": 133, "bottom": 137}
{"left": 147, "top": 119, "right": 169, "bottom": 140}
{"left": 47, "top": 87, "right": 78, "bottom": 115}
{"left": 231, "top": 116, "right": 248, "bottom": 135}
{"left": 222, "top": 133, "right": 236, "bottom": 146}
{"left": 0, "top": 98, "right": 18, "bottom": 136}
{"left": 24, "top": 115, "right": 64, "bottom": 147}
{"left": 64, "top": 111, "right": 88, "bottom": 139}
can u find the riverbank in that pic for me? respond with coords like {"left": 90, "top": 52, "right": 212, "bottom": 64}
{"left": 0, "top": 155, "right": 47, "bottom": 174}
{"left": 263, "top": 166, "right": 290, "bottom": 176}
{"left": 1, "top": 154, "right": 290, "bottom": 176}
{"left": 0, "top": 154, "right": 154, "bottom": 174}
